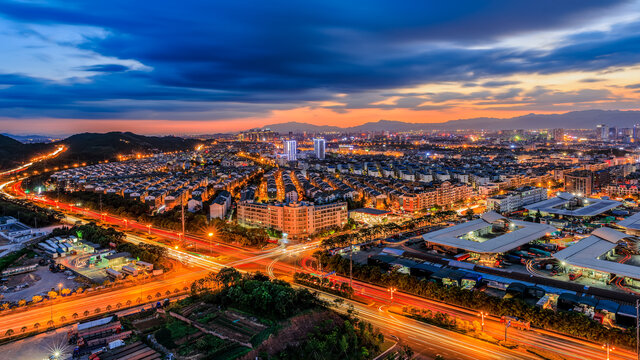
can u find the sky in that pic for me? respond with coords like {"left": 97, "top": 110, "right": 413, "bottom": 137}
{"left": 1, "top": 0, "right": 640, "bottom": 135}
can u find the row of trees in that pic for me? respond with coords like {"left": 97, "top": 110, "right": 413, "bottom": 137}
{"left": 52, "top": 190, "right": 273, "bottom": 248}
{"left": 294, "top": 272, "right": 354, "bottom": 298}
{"left": 0, "top": 197, "right": 63, "bottom": 228}
{"left": 321, "top": 210, "right": 457, "bottom": 248}
{"left": 51, "top": 191, "right": 150, "bottom": 218}
{"left": 314, "top": 251, "right": 638, "bottom": 349}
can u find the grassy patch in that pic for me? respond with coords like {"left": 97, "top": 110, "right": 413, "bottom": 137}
{"left": 250, "top": 325, "right": 279, "bottom": 347}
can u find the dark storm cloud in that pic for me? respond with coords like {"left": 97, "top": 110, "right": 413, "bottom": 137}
{"left": 0, "top": 0, "right": 637, "bottom": 119}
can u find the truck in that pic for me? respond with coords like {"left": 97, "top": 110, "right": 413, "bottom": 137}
{"left": 569, "top": 271, "right": 582, "bottom": 281}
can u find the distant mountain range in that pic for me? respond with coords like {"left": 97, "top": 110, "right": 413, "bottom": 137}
{"left": 261, "top": 110, "right": 640, "bottom": 133}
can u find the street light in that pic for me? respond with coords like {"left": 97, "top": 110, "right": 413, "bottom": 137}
{"left": 388, "top": 287, "right": 397, "bottom": 300}
{"left": 602, "top": 343, "right": 614, "bottom": 360}
{"left": 478, "top": 311, "right": 486, "bottom": 332}
{"left": 208, "top": 232, "right": 214, "bottom": 254}
{"left": 146, "top": 224, "right": 152, "bottom": 234}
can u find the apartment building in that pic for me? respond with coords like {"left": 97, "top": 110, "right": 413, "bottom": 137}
{"left": 435, "top": 181, "right": 472, "bottom": 206}
{"left": 564, "top": 170, "right": 593, "bottom": 196}
{"left": 237, "top": 201, "right": 348, "bottom": 236}
{"left": 487, "top": 186, "right": 548, "bottom": 214}
{"left": 209, "top": 190, "right": 232, "bottom": 219}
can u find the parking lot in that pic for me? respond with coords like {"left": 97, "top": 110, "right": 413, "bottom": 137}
{"left": 1, "top": 265, "right": 81, "bottom": 302}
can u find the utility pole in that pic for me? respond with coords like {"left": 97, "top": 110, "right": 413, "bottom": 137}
{"left": 505, "top": 320, "right": 510, "bottom": 342}
{"left": 349, "top": 238, "right": 353, "bottom": 289}
{"left": 181, "top": 199, "right": 185, "bottom": 245}
{"left": 603, "top": 343, "right": 614, "bottom": 360}
{"left": 636, "top": 298, "right": 640, "bottom": 360}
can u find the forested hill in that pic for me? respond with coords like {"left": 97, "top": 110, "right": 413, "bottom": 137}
{"left": 0, "top": 132, "right": 201, "bottom": 170}
{"left": 55, "top": 132, "right": 200, "bottom": 163}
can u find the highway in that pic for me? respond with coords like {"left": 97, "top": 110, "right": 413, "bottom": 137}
{"left": 296, "top": 256, "right": 637, "bottom": 360}
{"left": 0, "top": 145, "right": 65, "bottom": 177}
{"left": 317, "top": 291, "right": 540, "bottom": 360}
{"left": 0, "top": 178, "right": 638, "bottom": 359}
{"left": 0, "top": 268, "right": 207, "bottom": 337}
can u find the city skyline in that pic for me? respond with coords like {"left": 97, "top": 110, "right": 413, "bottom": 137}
{"left": 0, "top": 1, "right": 640, "bottom": 134}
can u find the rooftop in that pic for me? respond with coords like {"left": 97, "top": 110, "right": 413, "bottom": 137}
{"left": 553, "top": 227, "right": 640, "bottom": 280}
{"left": 524, "top": 192, "right": 621, "bottom": 217}
{"left": 617, "top": 211, "right": 640, "bottom": 231}
{"left": 422, "top": 211, "right": 555, "bottom": 254}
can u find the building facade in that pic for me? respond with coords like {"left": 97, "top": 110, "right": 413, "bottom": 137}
{"left": 552, "top": 128, "right": 564, "bottom": 142}
{"left": 283, "top": 140, "right": 297, "bottom": 161}
{"left": 487, "top": 186, "right": 548, "bottom": 213}
{"left": 313, "top": 138, "right": 326, "bottom": 160}
{"left": 237, "top": 201, "right": 348, "bottom": 236}
{"left": 209, "top": 190, "right": 232, "bottom": 219}
{"left": 564, "top": 170, "right": 593, "bottom": 196}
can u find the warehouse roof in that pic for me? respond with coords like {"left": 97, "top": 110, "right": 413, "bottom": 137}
{"left": 617, "top": 211, "right": 640, "bottom": 231}
{"left": 553, "top": 227, "right": 640, "bottom": 280}
{"left": 422, "top": 212, "right": 555, "bottom": 254}
{"left": 524, "top": 192, "right": 621, "bottom": 217}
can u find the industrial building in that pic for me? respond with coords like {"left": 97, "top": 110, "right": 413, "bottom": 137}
{"left": 422, "top": 211, "right": 555, "bottom": 257}
{"left": 524, "top": 192, "right": 621, "bottom": 218}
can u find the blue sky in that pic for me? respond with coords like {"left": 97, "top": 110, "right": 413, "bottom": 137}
{"left": 0, "top": 0, "right": 639, "bottom": 134}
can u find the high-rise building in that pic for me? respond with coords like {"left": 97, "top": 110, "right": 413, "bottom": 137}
{"left": 552, "top": 128, "right": 564, "bottom": 142}
{"left": 283, "top": 139, "right": 297, "bottom": 161}
{"left": 313, "top": 138, "right": 326, "bottom": 160}
{"left": 596, "top": 124, "right": 607, "bottom": 140}
{"left": 608, "top": 127, "right": 617, "bottom": 141}
{"left": 634, "top": 124, "right": 640, "bottom": 140}
{"left": 564, "top": 170, "right": 593, "bottom": 196}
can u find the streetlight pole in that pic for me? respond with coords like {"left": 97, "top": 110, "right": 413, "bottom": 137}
{"left": 388, "top": 287, "right": 396, "bottom": 301}
{"left": 636, "top": 298, "right": 640, "bottom": 360}
{"left": 603, "top": 343, "right": 614, "bottom": 360}
{"left": 349, "top": 238, "right": 353, "bottom": 289}
{"left": 479, "top": 312, "right": 486, "bottom": 332}
{"left": 181, "top": 200, "right": 185, "bottom": 244}
{"left": 505, "top": 320, "right": 510, "bottom": 342}
{"left": 147, "top": 224, "right": 151, "bottom": 234}
{"left": 208, "top": 233, "right": 213, "bottom": 254}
